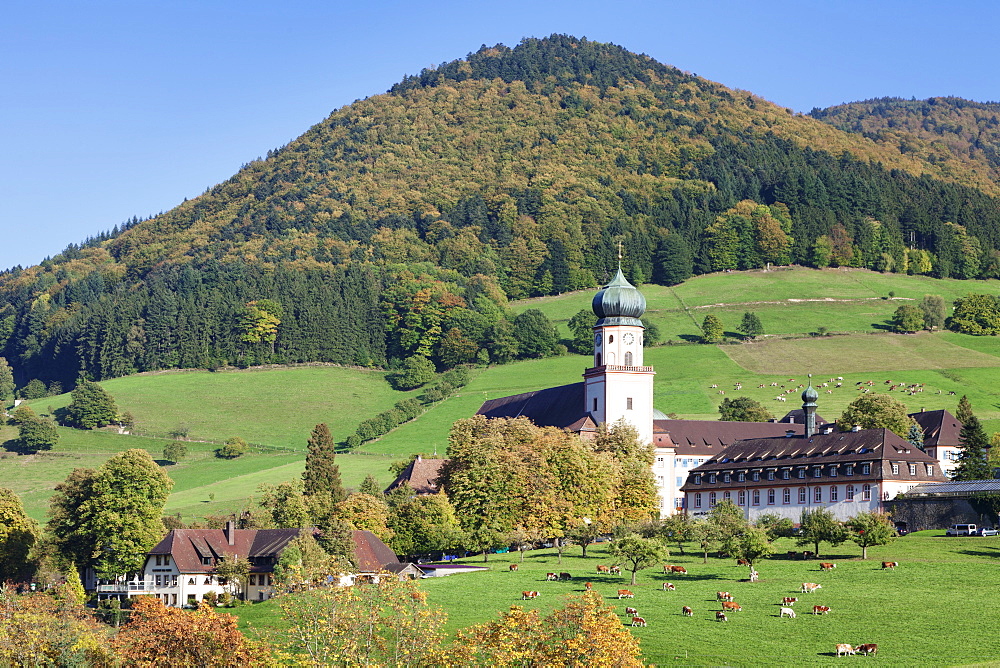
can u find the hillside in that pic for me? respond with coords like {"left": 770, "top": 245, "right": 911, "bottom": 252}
{"left": 8, "top": 268, "right": 1000, "bottom": 524}
{"left": 5, "top": 36, "right": 1000, "bottom": 387}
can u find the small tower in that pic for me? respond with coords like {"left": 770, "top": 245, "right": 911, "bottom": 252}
{"left": 801, "top": 375, "right": 819, "bottom": 438}
{"left": 584, "top": 254, "right": 654, "bottom": 444}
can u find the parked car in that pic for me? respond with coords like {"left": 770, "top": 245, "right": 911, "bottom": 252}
{"left": 946, "top": 524, "right": 978, "bottom": 536}
{"left": 978, "top": 527, "right": 998, "bottom": 536}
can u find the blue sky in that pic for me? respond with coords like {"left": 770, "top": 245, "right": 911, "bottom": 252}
{"left": 2, "top": 0, "right": 997, "bottom": 270}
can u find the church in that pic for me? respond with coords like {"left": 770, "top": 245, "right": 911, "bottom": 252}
{"left": 476, "top": 264, "right": 954, "bottom": 517}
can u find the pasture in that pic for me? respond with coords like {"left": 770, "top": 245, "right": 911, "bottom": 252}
{"left": 225, "top": 531, "right": 1000, "bottom": 666}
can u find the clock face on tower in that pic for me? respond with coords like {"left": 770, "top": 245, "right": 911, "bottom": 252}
{"left": 594, "top": 332, "right": 602, "bottom": 348}
{"left": 623, "top": 332, "right": 635, "bottom": 345}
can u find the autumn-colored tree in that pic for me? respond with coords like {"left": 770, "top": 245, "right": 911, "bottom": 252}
{"left": 336, "top": 492, "right": 394, "bottom": 543}
{"left": 701, "top": 314, "right": 724, "bottom": 343}
{"left": 451, "top": 592, "right": 642, "bottom": 667}
{"left": 238, "top": 299, "right": 283, "bottom": 352}
{"left": 279, "top": 577, "right": 447, "bottom": 666}
{"left": 0, "top": 488, "right": 39, "bottom": 581}
{"left": 845, "top": 511, "right": 896, "bottom": 559}
{"left": 214, "top": 554, "right": 252, "bottom": 599}
{"left": 113, "top": 596, "right": 273, "bottom": 666}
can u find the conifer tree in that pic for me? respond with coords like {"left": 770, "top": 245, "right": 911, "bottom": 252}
{"left": 956, "top": 395, "right": 974, "bottom": 425}
{"left": 358, "top": 474, "right": 382, "bottom": 497}
{"left": 738, "top": 312, "right": 764, "bottom": 340}
{"left": 303, "top": 423, "right": 345, "bottom": 502}
{"left": 953, "top": 414, "right": 993, "bottom": 481}
{"left": 0, "top": 357, "right": 14, "bottom": 404}
{"left": 65, "top": 379, "right": 118, "bottom": 429}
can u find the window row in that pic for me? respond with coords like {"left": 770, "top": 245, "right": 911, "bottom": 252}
{"left": 694, "top": 464, "right": 872, "bottom": 485}
{"left": 692, "top": 484, "right": 874, "bottom": 508}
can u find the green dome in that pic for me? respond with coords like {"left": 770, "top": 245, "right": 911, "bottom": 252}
{"left": 801, "top": 382, "right": 819, "bottom": 405}
{"left": 592, "top": 267, "right": 646, "bottom": 326}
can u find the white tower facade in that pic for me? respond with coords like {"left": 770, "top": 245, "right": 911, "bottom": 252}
{"left": 583, "top": 266, "right": 655, "bottom": 445}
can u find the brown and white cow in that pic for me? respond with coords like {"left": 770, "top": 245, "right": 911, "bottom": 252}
{"left": 521, "top": 591, "right": 539, "bottom": 600}
{"left": 736, "top": 558, "right": 750, "bottom": 566}
{"left": 631, "top": 616, "right": 647, "bottom": 627}
{"left": 596, "top": 564, "right": 610, "bottom": 574}
{"left": 609, "top": 566, "right": 621, "bottom": 575}
{"left": 682, "top": 606, "right": 693, "bottom": 616}
{"left": 662, "top": 582, "right": 676, "bottom": 591}
{"left": 716, "top": 591, "right": 734, "bottom": 602}
{"left": 584, "top": 582, "right": 593, "bottom": 591}
{"left": 716, "top": 611, "right": 728, "bottom": 622}
{"left": 820, "top": 562, "right": 836, "bottom": 571}
{"left": 779, "top": 607, "right": 796, "bottom": 618}
{"left": 800, "top": 582, "right": 822, "bottom": 593}
{"left": 835, "top": 643, "right": 855, "bottom": 657}
{"left": 881, "top": 561, "right": 898, "bottom": 570}
{"left": 721, "top": 601, "right": 742, "bottom": 612}
{"left": 782, "top": 597, "right": 798, "bottom": 606}
{"left": 855, "top": 643, "right": 878, "bottom": 656}
{"left": 617, "top": 589, "right": 634, "bottom": 599}
{"left": 662, "top": 564, "right": 673, "bottom": 573}
{"left": 670, "top": 565, "right": 688, "bottom": 575}
{"left": 625, "top": 606, "right": 638, "bottom": 616}
{"left": 801, "top": 551, "right": 815, "bottom": 559}
{"left": 545, "top": 572, "right": 558, "bottom": 581}
{"left": 813, "top": 605, "right": 831, "bottom": 615}
{"left": 508, "top": 564, "right": 519, "bottom": 572}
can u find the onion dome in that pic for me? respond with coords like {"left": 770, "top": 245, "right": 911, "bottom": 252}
{"left": 592, "top": 266, "right": 646, "bottom": 326}
{"left": 801, "top": 380, "right": 819, "bottom": 406}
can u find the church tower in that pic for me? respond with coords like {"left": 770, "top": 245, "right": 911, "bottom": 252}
{"left": 584, "top": 262, "right": 655, "bottom": 444}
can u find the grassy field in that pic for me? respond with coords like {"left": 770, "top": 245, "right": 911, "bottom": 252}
{"left": 6, "top": 267, "right": 1000, "bottom": 524}
{"left": 225, "top": 531, "right": 1000, "bottom": 666}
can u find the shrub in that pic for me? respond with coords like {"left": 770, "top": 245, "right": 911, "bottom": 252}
{"left": 216, "top": 437, "right": 249, "bottom": 459}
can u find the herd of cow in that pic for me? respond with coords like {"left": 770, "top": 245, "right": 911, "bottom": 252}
{"left": 513, "top": 558, "right": 896, "bottom": 658}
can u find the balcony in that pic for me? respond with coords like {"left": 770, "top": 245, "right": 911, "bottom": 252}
{"left": 96, "top": 582, "right": 155, "bottom": 593}
{"left": 584, "top": 364, "right": 655, "bottom": 374}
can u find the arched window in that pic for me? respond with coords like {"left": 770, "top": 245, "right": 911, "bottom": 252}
{"left": 595, "top": 353, "right": 602, "bottom": 366}
{"left": 609, "top": 335, "right": 614, "bottom": 344}
{"left": 624, "top": 351, "right": 633, "bottom": 366}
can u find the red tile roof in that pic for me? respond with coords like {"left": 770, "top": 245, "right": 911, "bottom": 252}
{"left": 352, "top": 530, "right": 400, "bottom": 572}
{"left": 385, "top": 456, "right": 447, "bottom": 495}
{"left": 148, "top": 527, "right": 300, "bottom": 573}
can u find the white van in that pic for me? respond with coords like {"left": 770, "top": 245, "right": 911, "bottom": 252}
{"left": 946, "top": 524, "right": 977, "bottom": 536}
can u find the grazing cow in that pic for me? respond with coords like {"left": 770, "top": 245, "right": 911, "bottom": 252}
{"left": 716, "top": 611, "right": 728, "bottom": 622}
{"left": 508, "top": 564, "right": 519, "bottom": 572}
{"left": 835, "top": 644, "right": 855, "bottom": 657}
{"left": 779, "top": 607, "right": 796, "bottom": 618}
{"left": 820, "top": 562, "right": 836, "bottom": 571}
{"left": 855, "top": 643, "right": 878, "bottom": 656}
{"left": 559, "top": 572, "right": 571, "bottom": 581}
{"left": 716, "top": 591, "right": 734, "bottom": 602}
{"left": 800, "top": 583, "right": 822, "bottom": 593}
{"left": 749, "top": 569, "right": 759, "bottom": 583}
{"left": 721, "top": 601, "right": 742, "bottom": 612}
{"left": 597, "top": 564, "right": 610, "bottom": 574}
{"left": 662, "top": 582, "right": 676, "bottom": 591}
{"left": 802, "top": 551, "right": 815, "bottom": 559}
{"left": 662, "top": 564, "right": 673, "bottom": 573}
{"left": 670, "top": 565, "right": 688, "bottom": 575}
{"left": 617, "top": 589, "right": 634, "bottom": 599}
{"left": 782, "top": 597, "right": 798, "bottom": 606}
{"left": 625, "top": 606, "right": 638, "bottom": 615}
{"left": 609, "top": 566, "right": 621, "bottom": 575}
{"left": 682, "top": 606, "right": 693, "bottom": 616}
{"left": 881, "top": 561, "right": 898, "bottom": 570}
{"left": 813, "top": 605, "right": 832, "bottom": 615}
{"left": 736, "top": 558, "right": 749, "bottom": 566}
{"left": 787, "top": 551, "right": 798, "bottom": 558}
{"left": 631, "top": 616, "right": 647, "bottom": 627}
{"left": 546, "top": 572, "right": 558, "bottom": 581}
{"left": 521, "top": 591, "right": 539, "bottom": 600}
{"left": 585, "top": 582, "right": 593, "bottom": 591}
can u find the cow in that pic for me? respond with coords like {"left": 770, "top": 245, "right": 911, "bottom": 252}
{"left": 545, "top": 572, "right": 558, "bottom": 581}
{"left": 855, "top": 643, "right": 878, "bottom": 656}
{"left": 749, "top": 569, "right": 759, "bottom": 582}
{"left": 521, "top": 591, "right": 539, "bottom": 600}
{"left": 662, "top": 564, "right": 673, "bottom": 573}
{"left": 779, "top": 607, "right": 796, "bottom": 618}
{"left": 881, "top": 561, "right": 898, "bottom": 570}
{"left": 835, "top": 644, "right": 855, "bottom": 657}
{"left": 782, "top": 597, "right": 798, "bottom": 606}
{"left": 585, "top": 582, "right": 593, "bottom": 591}
{"left": 820, "top": 562, "right": 836, "bottom": 571}
{"left": 736, "top": 558, "right": 750, "bottom": 566}
{"left": 800, "top": 583, "right": 822, "bottom": 593}
{"left": 786, "top": 551, "right": 798, "bottom": 558}
{"left": 631, "top": 616, "right": 647, "bottom": 627}
{"left": 716, "top": 591, "right": 734, "bottom": 602}
{"left": 617, "top": 589, "right": 634, "bottom": 599}
{"left": 508, "top": 564, "right": 519, "bottom": 572}
{"left": 721, "top": 601, "right": 742, "bottom": 612}
{"left": 625, "top": 606, "right": 638, "bottom": 616}
{"left": 670, "top": 565, "right": 688, "bottom": 575}
{"left": 801, "top": 551, "right": 815, "bottom": 559}
{"left": 716, "top": 611, "right": 728, "bottom": 622}
{"left": 597, "top": 564, "right": 610, "bottom": 574}
{"left": 662, "top": 582, "right": 676, "bottom": 591}
{"left": 609, "top": 566, "right": 621, "bottom": 575}
{"left": 559, "top": 572, "right": 571, "bottom": 581}
{"left": 682, "top": 606, "right": 693, "bottom": 616}
{"left": 813, "top": 605, "right": 832, "bottom": 615}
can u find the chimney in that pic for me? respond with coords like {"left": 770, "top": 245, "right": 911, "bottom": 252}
{"left": 823, "top": 425, "right": 835, "bottom": 434}
{"left": 785, "top": 430, "right": 796, "bottom": 438}
{"left": 225, "top": 520, "right": 236, "bottom": 546}
{"left": 788, "top": 416, "right": 795, "bottom": 423}
{"left": 851, "top": 425, "right": 861, "bottom": 432}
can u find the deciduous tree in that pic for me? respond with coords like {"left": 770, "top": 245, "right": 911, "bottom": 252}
{"left": 701, "top": 314, "right": 724, "bottom": 343}
{"left": 846, "top": 511, "right": 896, "bottom": 559}
{"left": 0, "top": 489, "right": 38, "bottom": 581}
{"left": 0, "top": 357, "right": 13, "bottom": 404}
{"left": 892, "top": 304, "right": 925, "bottom": 333}
{"left": 719, "top": 396, "right": 774, "bottom": 422}
{"left": 796, "top": 508, "right": 847, "bottom": 557}
{"left": 838, "top": 393, "right": 916, "bottom": 438}
{"left": 64, "top": 379, "right": 118, "bottom": 429}
{"left": 18, "top": 413, "right": 59, "bottom": 452}
{"left": 609, "top": 533, "right": 669, "bottom": 585}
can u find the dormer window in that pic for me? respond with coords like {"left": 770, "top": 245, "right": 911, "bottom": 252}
{"left": 723, "top": 473, "right": 731, "bottom": 483}
{"left": 909, "top": 463, "right": 916, "bottom": 476}
{"left": 708, "top": 473, "right": 716, "bottom": 483}
{"left": 694, "top": 474, "right": 702, "bottom": 485}
{"left": 202, "top": 557, "right": 212, "bottom": 565}
{"left": 737, "top": 472, "right": 745, "bottom": 482}
{"left": 782, "top": 469, "right": 790, "bottom": 480}
{"left": 862, "top": 463, "right": 871, "bottom": 475}
{"left": 891, "top": 463, "right": 899, "bottom": 475}
{"left": 798, "top": 469, "right": 806, "bottom": 479}
{"left": 813, "top": 467, "right": 822, "bottom": 478}
{"left": 752, "top": 471, "right": 760, "bottom": 482}
{"left": 767, "top": 470, "right": 775, "bottom": 481}
{"left": 926, "top": 464, "right": 934, "bottom": 476}
{"left": 846, "top": 465, "right": 854, "bottom": 476}
{"left": 829, "top": 466, "right": 837, "bottom": 477}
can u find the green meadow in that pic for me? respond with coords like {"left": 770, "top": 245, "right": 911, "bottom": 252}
{"left": 6, "top": 267, "right": 1000, "bottom": 524}
{"left": 226, "top": 531, "right": 1000, "bottom": 666}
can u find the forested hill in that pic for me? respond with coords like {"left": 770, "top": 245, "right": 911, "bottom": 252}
{"left": 810, "top": 96, "right": 1000, "bottom": 187}
{"left": 4, "top": 35, "right": 1000, "bottom": 387}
